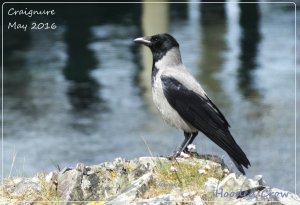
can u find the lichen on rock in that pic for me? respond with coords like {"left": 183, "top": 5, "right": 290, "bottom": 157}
{"left": 1, "top": 156, "right": 299, "bottom": 205}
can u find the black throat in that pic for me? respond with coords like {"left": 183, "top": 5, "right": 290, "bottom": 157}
{"left": 151, "top": 47, "right": 168, "bottom": 63}
{"left": 151, "top": 61, "right": 159, "bottom": 85}
{"left": 150, "top": 47, "right": 169, "bottom": 85}
{"left": 150, "top": 50, "right": 166, "bottom": 85}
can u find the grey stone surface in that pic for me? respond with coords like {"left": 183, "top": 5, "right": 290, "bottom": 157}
{"left": 204, "top": 177, "right": 219, "bottom": 193}
{"left": 136, "top": 188, "right": 183, "bottom": 205}
{"left": 1, "top": 177, "right": 42, "bottom": 205}
{"left": 1, "top": 156, "right": 300, "bottom": 205}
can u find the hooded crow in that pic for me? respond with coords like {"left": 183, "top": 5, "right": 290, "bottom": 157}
{"left": 134, "top": 33, "right": 250, "bottom": 174}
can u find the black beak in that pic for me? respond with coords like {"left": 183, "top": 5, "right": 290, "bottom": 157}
{"left": 133, "top": 36, "right": 151, "bottom": 46}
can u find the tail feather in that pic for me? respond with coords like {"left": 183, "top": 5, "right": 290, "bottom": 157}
{"left": 230, "top": 157, "right": 246, "bottom": 175}
{"left": 203, "top": 130, "right": 251, "bottom": 174}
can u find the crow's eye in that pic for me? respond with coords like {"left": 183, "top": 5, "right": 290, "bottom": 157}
{"left": 152, "top": 37, "right": 159, "bottom": 42}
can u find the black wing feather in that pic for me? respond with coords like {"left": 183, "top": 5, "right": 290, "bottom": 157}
{"left": 161, "top": 76, "right": 250, "bottom": 174}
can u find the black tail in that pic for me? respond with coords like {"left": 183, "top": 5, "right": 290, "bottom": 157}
{"left": 230, "top": 157, "right": 247, "bottom": 175}
{"left": 204, "top": 130, "right": 251, "bottom": 175}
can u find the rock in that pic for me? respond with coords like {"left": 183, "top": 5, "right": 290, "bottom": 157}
{"left": 261, "top": 188, "right": 300, "bottom": 205}
{"left": 1, "top": 177, "right": 42, "bottom": 205}
{"left": 12, "top": 178, "right": 41, "bottom": 197}
{"left": 1, "top": 156, "right": 299, "bottom": 205}
{"left": 254, "top": 174, "right": 266, "bottom": 186}
{"left": 108, "top": 172, "right": 153, "bottom": 205}
{"left": 55, "top": 157, "right": 158, "bottom": 204}
{"left": 213, "top": 173, "right": 300, "bottom": 205}
{"left": 137, "top": 193, "right": 174, "bottom": 205}
{"left": 194, "top": 195, "right": 205, "bottom": 205}
{"left": 81, "top": 169, "right": 100, "bottom": 200}
{"left": 204, "top": 177, "right": 219, "bottom": 192}
{"left": 45, "top": 171, "right": 58, "bottom": 184}
{"left": 57, "top": 164, "right": 85, "bottom": 204}
{"left": 137, "top": 188, "right": 183, "bottom": 205}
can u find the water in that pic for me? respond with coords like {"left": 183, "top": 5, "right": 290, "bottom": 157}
{"left": 2, "top": 2, "right": 298, "bottom": 194}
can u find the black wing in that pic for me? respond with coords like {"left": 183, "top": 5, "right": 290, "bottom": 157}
{"left": 161, "top": 75, "right": 250, "bottom": 174}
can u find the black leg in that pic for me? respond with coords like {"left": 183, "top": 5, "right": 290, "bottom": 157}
{"left": 183, "top": 132, "right": 198, "bottom": 152}
{"left": 169, "top": 132, "right": 193, "bottom": 159}
{"left": 168, "top": 132, "right": 191, "bottom": 159}
{"left": 178, "top": 132, "right": 192, "bottom": 151}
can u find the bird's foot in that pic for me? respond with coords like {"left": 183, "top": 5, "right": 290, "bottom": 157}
{"left": 167, "top": 155, "right": 176, "bottom": 160}
{"left": 164, "top": 150, "right": 181, "bottom": 160}
{"left": 164, "top": 144, "right": 198, "bottom": 160}
{"left": 166, "top": 150, "right": 193, "bottom": 160}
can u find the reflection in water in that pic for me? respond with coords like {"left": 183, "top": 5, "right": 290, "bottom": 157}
{"left": 63, "top": 14, "right": 101, "bottom": 112}
{"left": 3, "top": 5, "right": 32, "bottom": 107}
{"left": 238, "top": 2, "right": 261, "bottom": 99}
{"left": 138, "top": 1, "right": 170, "bottom": 111}
{"left": 3, "top": 31, "right": 33, "bottom": 118}
{"left": 199, "top": 3, "right": 226, "bottom": 95}
{"left": 170, "top": 2, "right": 188, "bottom": 21}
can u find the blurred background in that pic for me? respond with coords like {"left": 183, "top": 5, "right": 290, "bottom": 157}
{"left": 2, "top": 1, "right": 299, "bottom": 194}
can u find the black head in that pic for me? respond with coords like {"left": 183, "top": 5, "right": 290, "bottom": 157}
{"left": 134, "top": 33, "right": 179, "bottom": 61}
